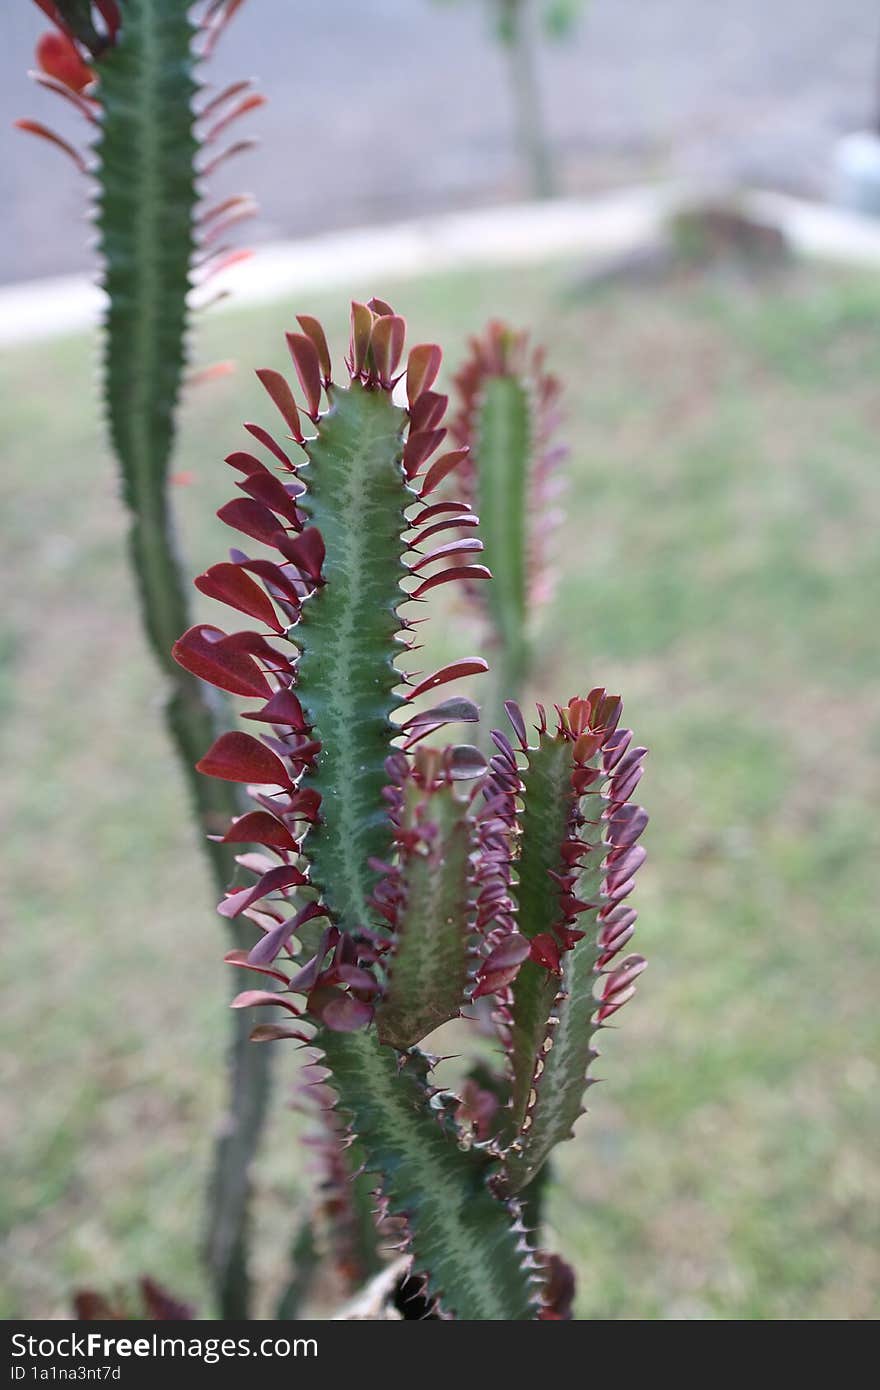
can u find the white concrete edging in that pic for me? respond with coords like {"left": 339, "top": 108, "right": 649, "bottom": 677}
{"left": 2, "top": 185, "right": 880, "bottom": 348}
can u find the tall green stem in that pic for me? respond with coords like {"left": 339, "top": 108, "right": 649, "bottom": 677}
{"left": 95, "top": 0, "right": 268, "bottom": 1318}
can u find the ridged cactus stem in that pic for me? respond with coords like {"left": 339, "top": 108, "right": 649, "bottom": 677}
{"left": 177, "top": 301, "right": 648, "bottom": 1319}
{"left": 18, "top": 0, "right": 268, "bottom": 1319}
{"left": 451, "top": 322, "right": 566, "bottom": 743}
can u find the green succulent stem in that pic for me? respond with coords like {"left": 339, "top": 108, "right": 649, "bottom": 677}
{"left": 94, "top": 0, "right": 267, "bottom": 1319}
{"left": 296, "top": 382, "right": 409, "bottom": 932}
{"left": 284, "top": 369, "right": 534, "bottom": 1317}
{"left": 321, "top": 1029, "right": 537, "bottom": 1319}
{"left": 476, "top": 374, "right": 532, "bottom": 719}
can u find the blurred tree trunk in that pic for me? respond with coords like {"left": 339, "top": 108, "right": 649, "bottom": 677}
{"left": 497, "top": 0, "right": 556, "bottom": 198}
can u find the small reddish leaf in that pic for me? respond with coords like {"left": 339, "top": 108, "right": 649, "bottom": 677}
{"left": 285, "top": 332, "right": 323, "bottom": 418}
{"left": 223, "top": 949, "right": 290, "bottom": 985}
{"left": 249, "top": 1024, "right": 304, "bottom": 1042}
{"left": 504, "top": 701, "right": 529, "bottom": 749}
{"left": 218, "top": 863, "right": 309, "bottom": 921}
{"left": 217, "top": 497, "right": 286, "bottom": 547}
{"left": 409, "top": 537, "right": 483, "bottom": 571}
{"left": 320, "top": 995, "right": 373, "bottom": 1032}
{"left": 408, "top": 564, "right": 491, "bottom": 600}
{"left": 231, "top": 989, "right": 300, "bottom": 1015}
{"left": 402, "top": 696, "right": 480, "bottom": 729}
{"left": 172, "top": 624, "right": 270, "bottom": 698}
{"left": 255, "top": 368, "right": 305, "bottom": 443}
{"left": 197, "top": 731, "right": 292, "bottom": 787}
{"left": 225, "top": 450, "right": 268, "bottom": 478}
{"left": 472, "top": 933, "right": 531, "bottom": 998}
{"left": 407, "top": 658, "right": 489, "bottom": 701}
{"left": 36, "top": 31, "right": 94, "bottom": 92}
{"left": 409, "top": 390, "right": 448, "bottom": 433}
{"left": 370, "top": 314, "right": 406, "bottom": 383}
{"left": 403, "top": 428, "right": 447, "bottom": 478}
{"left": 418, "top": 448, "right": 469, "bottom": 496}
{"left": 238, "top": 472, "right": 302, "bottom": 526}
{"left": 247, "top": 901, "right": 326, "bottom": 965}
{"left": 348, "top": 302, "right": 373, "bottom": 375}
{"left": 241, "top": 688, "right": 307, "bottom": 729}
{"left": 530, "top": 933, "right": 563, "bottom": 974}
{"left": 233, "top": 558, "right": 303, "bottom": 605}
{"left": 204, "top": 92, "right": 266, "bottom": 144}
{"left": 195, "top": 562, "right": 282, "bottom": 631}
{"left": 406, "top": 343, "right": 442, "bottom": 405}
{"left": 448, "top": 744, "right": 488, "bottom": 780}
{"left": 277, "top": 526, "right": 325, "bottom": 582}
{"left": 335, "top": 964, "right": 381, "bottom": 996}
{"left": 243, "top": 421, "right": 295, "bottom": 470}
{"left": 14, "top": 119, "right": 86, "bottom": 172}
{"left": 220, "top": 811, "right": 300, "bottom": 851}
{"left": 295, "top": 315, "right": 332, "bottom": 383}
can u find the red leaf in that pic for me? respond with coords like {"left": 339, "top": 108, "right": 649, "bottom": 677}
{"left": 255, "top": 369, "right": 305, "bottom": 443}
{"left": 409, "top": 390, "right": 448, "bottom": 434}
{"left": 408, "top": 564, "right": 490, "bottom": 599}
{"left": 320, "top": 995, "right": 373, "bottom": 1032}
{"left": 504, "top": 701, "right": 529, "bottom": 749}
{"left": 197, "top": 731, "right": 292, "bottom": 787}
{"left": 406, "top": 343, "right": 442, "bottom": 405}
{"left": 370, "top": 314, "right": 406, "bottom": 383}
{"left": 401, "top": 696, "right": 480, "bottom": 729}
{"left": 277, "top": 526, "right": 325, "bottom": 582}
{"left": 418, "top": 448, "right": 469, "bottom": 496}
{"left": 348, "top": 302, "right": 373, "bottom": 375}
{"left": 234, "top": 558, "right": 303, "bottom": 605}
{"left": 241, "top": 688, "right": 307, "bottom": 729}
{"left": 285, "top": 333, "right": 323, "bottom": 418}
{"left": 472, "top": 933, "right": 530, "bottom": 999}
{"left": 238, "top": 472, "right": 302, "bottom": 527}
{"left": 195, "top": 563, "right": 282, "bottom": 632}
{"left": 407, "top": 657, "right": 489, "bottom": 700}
{"left": 172, "top": 624, "right": 271, "bottom": 698}
{"left": 224, "top": 949, "right": 290, "bottom": 985}
{"left": 530, "top": 933, "right": 563, "bottom": 974}
{"left": 225, "top": 450, "right": 268, "bottom": 478}
{"left": 14, "top": 119, "right": 86, "bottom": 172}
{"left": 231, "top": 989, "right": 300, "bottom": 1016}
{"left": 413, "top": 500, "right": 472, "bottom": 523}
{"left": 409, "top": 537, "right": 483, "bottom": 572}
{"left": 596, "top": 954, "right": 646, "bottom": 1021}
{"left": 448, "top": 744, "right": 488, "bottom": 780}
{"left": 403, "top": 428, "right": 446, "bottom": 478}
{"left": 243, "top": 421, "right": 295, "bottom": 470}
{"left": 247, "top": 901, "right": 326, "bottom": 965}
{"left": 296, "top": 315, "right": 332, "bottom": 383}
{"left": 36, "top": 31, "right": 93, "bottom": 92}
{"left": 217, "top": 497, "right": 286, "bottom": 547}
{"left": 249, "top": 1024, "right": 305, "bottom": 1042}
{"left": 220, "top": 811, "right": 300, "bottom": 851}
{"left": 204, "top": 92, "right": 266, "bottom": 144}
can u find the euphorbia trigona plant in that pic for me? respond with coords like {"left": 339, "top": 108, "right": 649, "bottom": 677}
{"left": 17, "top": 0, "right": 268, "bottom": 1318}
{"left": 174, "top": 299, "right": 649, "bottom": 1318}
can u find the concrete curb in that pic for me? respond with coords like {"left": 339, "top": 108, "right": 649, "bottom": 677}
{"left": 2, "top": 185, "right": 880, "bottom": 348}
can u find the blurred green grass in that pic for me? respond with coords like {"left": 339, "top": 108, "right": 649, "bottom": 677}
{"left": 1, "top": 256, "right": 878, "bottom": 1320}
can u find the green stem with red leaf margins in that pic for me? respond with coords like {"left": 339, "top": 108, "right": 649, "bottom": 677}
{"left": 19, "top": 0, "right": 267, "bottom": 1319}
{"left": 177, "top": 300, "right": 648, "bottom": 1318}
{"left": 450, "top": 321, "right": 566, "bottom": 741}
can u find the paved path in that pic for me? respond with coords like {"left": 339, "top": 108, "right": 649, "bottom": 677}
{"left": 3, "top": 0, "right": 878, "bottom": 283}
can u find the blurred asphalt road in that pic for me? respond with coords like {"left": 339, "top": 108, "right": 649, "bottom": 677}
{"left": 2, "top": 0, "right": 878, "bottom": 283}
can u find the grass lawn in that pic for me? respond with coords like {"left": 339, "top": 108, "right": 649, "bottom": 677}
{"left": 1, "top": 253, "right": 879, "bottom": 1320}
